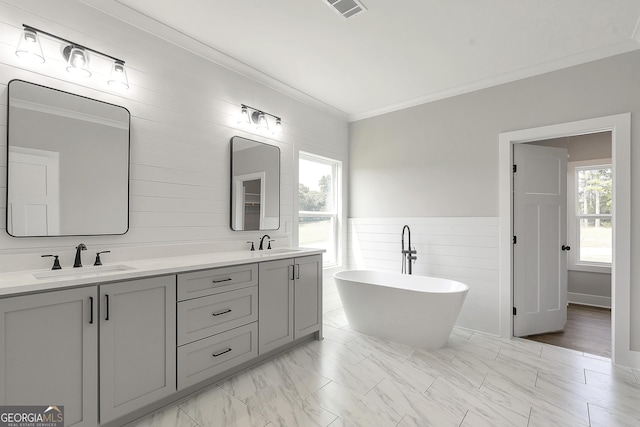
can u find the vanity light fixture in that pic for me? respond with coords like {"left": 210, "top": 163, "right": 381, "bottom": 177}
{"left": 238, "top": 104, "right": 283, "bottom": 135}
{"left": 238, "top": 105, "right": 251, "bottom": 126}
{"left": 64, "top": 45, "right": 91, "bottom": 77}
{"left": 108, "top": 60, "right": 129, "bottom": 90}
{"left": 273, "top": 118, "right": 282, "bottom": 134}
{"left": 15, "top": 25, "right": 129, "bottom": 90}
{"left": 255, "top": 111, "right": 269, "bottom": 131}
{"left": 15, "top": 28, "right": 44, "bottom": 63}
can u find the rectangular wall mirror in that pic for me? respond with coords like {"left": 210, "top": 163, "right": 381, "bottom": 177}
{"left": 6, "top": 79, "right": 130, "bottom": 237}
{"left": 230, "top": 136, "right": 280, "bottom": 231}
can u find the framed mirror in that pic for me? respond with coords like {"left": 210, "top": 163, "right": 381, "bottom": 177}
{"left": 230, "top": 136, "right": 280, "bottom": 231}
{"left": 6, "top": 80, "right": 130, "bottom": 237}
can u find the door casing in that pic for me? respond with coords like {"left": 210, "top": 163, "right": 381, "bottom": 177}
{"left": 499, "top": 113, "right": 636, "bottom": 368}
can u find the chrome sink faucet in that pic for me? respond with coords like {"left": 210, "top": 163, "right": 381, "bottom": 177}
{"left": 74, "top": 243, "right": 87, "bottom": 268}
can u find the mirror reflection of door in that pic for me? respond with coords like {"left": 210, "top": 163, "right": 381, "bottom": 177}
{"left": 7, "top": 80, "right": 130, "bottom": 237}
{"left": 233, "top": 172, "right": 266, "bottom": 231}
{"left": 7, "top": 147, "right": 60, "bottom": 236}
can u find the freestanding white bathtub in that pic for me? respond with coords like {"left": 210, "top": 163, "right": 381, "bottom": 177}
{"left": 333, "top": 270, "right": 469, "bottom": 349}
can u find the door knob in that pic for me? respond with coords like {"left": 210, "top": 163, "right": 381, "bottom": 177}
{"left": 562, "top": 245, "right": 571, "bottom": 251}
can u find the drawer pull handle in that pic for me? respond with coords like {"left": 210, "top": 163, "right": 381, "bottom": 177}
{"left": 212, "top": 278, "right": 232, "bottom": 283}
{"left": 212, "top": 348, "right": 232, "bottom": 357}
{"left": 212, "top": 309, "right": 232, "bottom": 316}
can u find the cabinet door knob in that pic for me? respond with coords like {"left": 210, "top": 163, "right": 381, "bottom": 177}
{"left": 105, "top": 294, "right": 110, "bottom": 321}
{"left": 212, "top": 278, "right": 232, "bottom": 284}
{"left": 89, "top": 296, "right": 94, "bottom": 324}
{"left": 562, "top": 245, "right": 571, "bottom": 251}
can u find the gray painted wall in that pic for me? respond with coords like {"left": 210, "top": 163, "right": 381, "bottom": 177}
{"left": 349, "top": 50, "right": 640, "bottom": 349}
{"left": 568, "top": 270, "right": 611, "bottom": 300}
{"left": 533, "top": 131, "right": 612, "bottom": 162}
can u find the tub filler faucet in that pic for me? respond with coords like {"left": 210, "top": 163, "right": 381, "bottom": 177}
{"left": 401, "top": 225, "right": 417, "bottom": 274}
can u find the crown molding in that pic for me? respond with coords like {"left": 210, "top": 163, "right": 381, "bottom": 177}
{"left": 79, "top": 0, "right": 348, "bottom": 121}
{"left": 80, "top": 1, "right": 640, "bottom": 124}
{"left": 349, "top": 38, "right": 640, "bottom": 122}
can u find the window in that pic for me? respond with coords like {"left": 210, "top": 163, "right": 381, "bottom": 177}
{"left": 568, "top": 160, "right": 612, "bottom": 271}
{"left": 298, "top": 152, "right": 341, "bottom": 267}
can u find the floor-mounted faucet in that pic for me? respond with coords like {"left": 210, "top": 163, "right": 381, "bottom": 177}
{"left": 401, "top": 225, "right": 417, "bottom": 274}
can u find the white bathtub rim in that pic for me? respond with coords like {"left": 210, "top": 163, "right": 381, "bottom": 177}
{"left": 334, "top": 269, "right": 469, "bottom": 294}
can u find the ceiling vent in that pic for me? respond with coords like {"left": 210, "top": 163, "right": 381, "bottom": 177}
{"left": 325, "top": 0, "right": 367, "bottom": 19}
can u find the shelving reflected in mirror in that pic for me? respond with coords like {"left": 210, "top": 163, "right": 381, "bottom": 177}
{"left": 230, "top": 136, "right": 280, "bottom": 231}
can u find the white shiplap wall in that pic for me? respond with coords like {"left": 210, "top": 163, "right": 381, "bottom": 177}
{"left": 0, "top": 0, "right": 348, "bottom": 272}
{"left": 348, "top": 217, "right": 500, "bottom": 335}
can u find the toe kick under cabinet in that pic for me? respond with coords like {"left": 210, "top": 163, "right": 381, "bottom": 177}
{"left": 176, "top": 263, "right": 259, "bottom": 389}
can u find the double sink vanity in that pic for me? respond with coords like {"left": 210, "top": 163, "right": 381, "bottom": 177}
{"left": 2, "top": 79, "right": 318, "bottom": 426}
{"left": 0, "top": 248, "right": 323, "bottom": 427}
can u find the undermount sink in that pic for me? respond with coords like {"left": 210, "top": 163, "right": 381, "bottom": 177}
{"left": 33, "top": 264, "right": 135, "bottom": 280}
{"left": 257, "top": 248, "right": 303, "bottom": 254}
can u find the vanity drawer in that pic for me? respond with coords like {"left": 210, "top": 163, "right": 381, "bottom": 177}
{"left": 177, "top": 322, "right": 258, "bottom": 390}
{"left": 177, "top": 286, "right": 257, "bottom": 345}
{"left": 177, "top": 264, "right": 258, "bottom": 301}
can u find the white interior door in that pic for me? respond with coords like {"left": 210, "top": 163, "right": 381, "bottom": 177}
{"left": 7, "top": 147, "right": 60, "bottom": 236}
{"left": 513, "top": 144, "right": 568, "bottom": 337}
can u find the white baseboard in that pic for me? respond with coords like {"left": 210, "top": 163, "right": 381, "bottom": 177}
{"left": 568, "top": 292, "right": 611, "bottom": 309}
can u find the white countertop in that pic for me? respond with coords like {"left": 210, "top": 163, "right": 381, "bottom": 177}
{"left": 0, "top": 248, "right": 324, "bottom": 297}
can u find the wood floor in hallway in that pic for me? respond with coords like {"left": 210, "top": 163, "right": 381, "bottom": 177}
{"left": 525, "top": 304, "right": 612, "bottom": 358}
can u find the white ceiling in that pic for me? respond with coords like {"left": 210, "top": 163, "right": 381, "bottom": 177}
{"left": 89, "top": 0, "right": 640, "bottom": 121}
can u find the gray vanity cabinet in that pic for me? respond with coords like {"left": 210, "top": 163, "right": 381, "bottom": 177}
{"left": 176, "top": 265, "right": 259, "bottom": 390}
{"left": 293, "top": 255, "right": 323, "bottom": 339}
{"left": 0, "top": 287, "right": 98, "bottom": 427}
{"left": 258, "top": 255, "right": 322, "bottom": 354}
{"left": 99, "top": 275, "right": 176, "bottom": 424}
{"left": 258, "top": 258, "right": 295, "bottom": 353}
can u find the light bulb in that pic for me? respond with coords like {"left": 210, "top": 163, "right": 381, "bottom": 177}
{"left": 238, "top": 106, "right": 251, "bottom": 126}
{"left": 65, "top": 46, "right": 91, "bottom": 77}
{"left": 108, "top": 61, "right": 129, "bottom": 90}
{"left": 15, "top": 29, "right": 45, "bottom": 63}
{"left": 272, "top": 118, "right": 282, "bottom": 135}
{"left": 256, "top": 112, "right": 268, "bottom": 131}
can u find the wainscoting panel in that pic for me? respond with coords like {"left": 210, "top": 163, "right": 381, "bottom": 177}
{"left": 348, "top": 217, "right": 500, "bottom": 335}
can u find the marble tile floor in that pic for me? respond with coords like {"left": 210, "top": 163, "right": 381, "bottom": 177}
{"left": 127, "top": 306, "right": 640, "bottom": 427}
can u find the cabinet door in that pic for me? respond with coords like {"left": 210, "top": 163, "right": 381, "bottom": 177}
{"left": 100, "top": 275, "right": 176, "bottom": 423}
{"left": 258, "top": 258, "right": 294, "bottom": 354}
{"left": 0, "top": 287, "right": 98, "bottom": 427}
{"left": 294, "top": 255, "right": 323, "bottom": 339}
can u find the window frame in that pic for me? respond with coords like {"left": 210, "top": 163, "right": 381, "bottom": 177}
{"left": 567, "top": 158, "right": 612, "bottom": 273}
{"left": 297, "top": 152, "right": 342, "bottom": 268}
